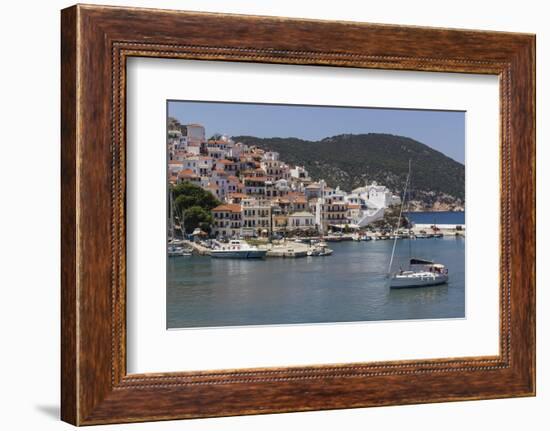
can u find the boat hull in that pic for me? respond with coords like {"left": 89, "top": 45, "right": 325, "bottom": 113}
{"left": 211, "top": 250, "right": 267, "bottom": 259}
{"left": 390, "top": 274, "right": 448, "bottom": 288}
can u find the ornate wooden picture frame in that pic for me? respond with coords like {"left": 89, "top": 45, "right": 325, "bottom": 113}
{"left": 61, "top": 4, "right": 535, "bottom": 425}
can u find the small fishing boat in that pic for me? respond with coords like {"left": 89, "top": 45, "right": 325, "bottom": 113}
{"left": 211, "top": 240, "right": 267, "bottom": 259}
{"left": 352, "top": 233, "right": 372, "bottom": 241}
{"left": 307, "top": 243, "right": 333, "bottom": 256}
{"left": 168, "top": 245, "right": 192, "bottom": 257}
{"left": 387, "top": 160, "right": 449, "bottom": 288}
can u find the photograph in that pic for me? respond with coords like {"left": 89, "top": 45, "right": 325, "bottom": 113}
{"left": 166, "top": 101, "right": 466, "bottom": 328}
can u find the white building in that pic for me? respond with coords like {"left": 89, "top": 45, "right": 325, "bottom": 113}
{"left": 197, "top": 156, "right": 214, "bottom": 176}
{"left": 290, "top": 165, "right": 310, "bottom": 181}
{"left": 241, "top": 198, "right": 272, "bottom": 237}
{"left": 211, "top": 203, "right": 242, "bottom": 238}
{"left": 304, "top": 182, "right": 322, "bottom": 200}
{"left": 261, "top": 159, "right": 290, "bottom": 181}
{"left": 206, "top": 146, "right": 227, "bottom": 160}
{"left": 287, "top": 211, "right": 316, "bottom": 230}
{"left": 176, "top": 136, "right": 188, "bottom": 150}
{"left": 209, "top": 170, "right": 229, "bottom": 200}
{"left": 262, "top": 151, "right": 279, "bottom": 161}
{"left": 313, "top": 194, "right": 348, "bottom": 233}
{"left": 352, "top": 181, "right": 400, "bottom": 209}
{"left": 181, "top": 156, "right": 200, "bottom": 175}
{"left": 168, "top": 160, "right": 184, "bottom": 176}
{"left": 185, "top": 145, "right": 201, "bottom": 156}
{"left": 344, "top": 182, "right": 396, "bottom": 227}
{"left": 168, "top": 129, "right": 182, "bottom": 141}
{"left": 186, "top": 124, "right": 205, "bottom": 145}
{"left": 367, "top": 183, "right": 394, "bottom": 208}
{"left": 228, "top": 143, "right": 244, "bottom": 159}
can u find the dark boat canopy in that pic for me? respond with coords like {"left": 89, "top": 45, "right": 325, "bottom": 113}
{"left": 410, "top": 258, "right": 434, "bottom": 265}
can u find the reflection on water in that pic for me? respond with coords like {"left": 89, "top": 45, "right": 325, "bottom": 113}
{"left": 167, "top": 237, "right": 465, "bottom": 328}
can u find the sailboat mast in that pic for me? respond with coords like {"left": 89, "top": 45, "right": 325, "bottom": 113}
{"left": 387, "top": 159, "right": 412, "bottom": 275}
{"left": 169, "top": 188, "right": 173, "bottom": 239}
{"left": 407, "top": 167, "right": 412, "bottom": 269}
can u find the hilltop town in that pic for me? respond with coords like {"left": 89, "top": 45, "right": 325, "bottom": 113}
{"left": 168, "top": 123, "right": 402, "bottom": 239}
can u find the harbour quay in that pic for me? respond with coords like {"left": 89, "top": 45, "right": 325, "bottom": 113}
{"left": 411, "top": 223, "right": 466, "bottom": 237}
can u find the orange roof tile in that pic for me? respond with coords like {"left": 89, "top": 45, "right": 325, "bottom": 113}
{"left": 177, "top": 169, "right": 197, "bottom": 177}
{"left": 212, "top": 203, "right": 242, "bottom": 213}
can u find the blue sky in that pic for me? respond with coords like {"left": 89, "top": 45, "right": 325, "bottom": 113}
{"left": 168, "top": 101, "right": 465, "bottom": 164}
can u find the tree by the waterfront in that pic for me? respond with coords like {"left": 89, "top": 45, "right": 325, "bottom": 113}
{"left": 172, "top": 182, "right": 220, "bottom": 211}
{"left": 171, "top": 182, "right": 220, "bottom": 233}
{"left": 182, "top": 206, "right": 213, "bottom": 234}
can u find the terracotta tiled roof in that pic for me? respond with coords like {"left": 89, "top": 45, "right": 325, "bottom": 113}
{"left": 212, "top": 204, "right": 242, "bottom": 213}
{"left": 178, "top": 169, "right": 198, "bottom": 177}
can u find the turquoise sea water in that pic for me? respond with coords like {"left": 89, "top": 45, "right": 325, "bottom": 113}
{"left": 167, "top": 236, "right": 465, "bottom": 329}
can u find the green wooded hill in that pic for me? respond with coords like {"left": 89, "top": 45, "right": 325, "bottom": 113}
{"left": 233, "top": 133, "right": 465, "bottom": 208}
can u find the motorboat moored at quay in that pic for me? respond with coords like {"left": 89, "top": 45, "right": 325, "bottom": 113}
{"left": 351, "top": 233, "right": 372, "bottom": 241}
{"left": 307, "top": 241, "right": 333, "bottom": 256}
{"left": 168, "top": 245, "right": 192, "bottom": 257}
{"left": 211, "top": 240, "right": 267, "bottom": 259}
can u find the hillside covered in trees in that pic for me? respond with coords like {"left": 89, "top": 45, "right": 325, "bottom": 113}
{"left": 233, "top": 133, "right": 465, "bottom": 210}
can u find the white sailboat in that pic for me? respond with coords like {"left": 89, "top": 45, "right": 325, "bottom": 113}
{"left": 387, "top": 161, "right": 449, "bottom": 288}
{"left": 390, "top": 258, "right": 448, "bottom": 288}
